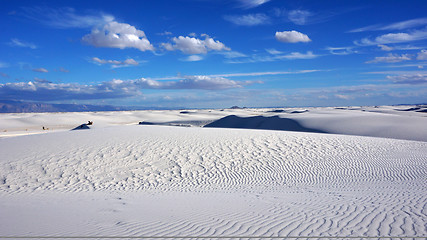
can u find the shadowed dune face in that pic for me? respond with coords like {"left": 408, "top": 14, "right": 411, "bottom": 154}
{"left": 204, "top": 115, "right": 326, "bottom": 133}
{"left": 71, "top": 124, "right": 90, "bottom": 130}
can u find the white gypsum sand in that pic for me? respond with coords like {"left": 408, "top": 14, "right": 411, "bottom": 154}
{"left": 1, "top": 105, "right": 426, "bottom": 141}
{"left": 0, "top": 106, "right": 426, "bottom": 238}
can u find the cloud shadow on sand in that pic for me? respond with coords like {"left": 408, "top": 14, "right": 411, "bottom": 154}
{"left": 204, "top": 115, "right": 326, "bottom": 133}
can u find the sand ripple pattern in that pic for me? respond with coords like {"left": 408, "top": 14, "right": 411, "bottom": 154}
{"left": 0, "top": 125, "right": 426, "bottom": 237}
{"left": 1, "top": 125, "right": 425, "bottom": 193}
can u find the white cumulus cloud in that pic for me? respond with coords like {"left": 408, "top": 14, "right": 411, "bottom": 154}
{"left": 162, "top": 35, "right": 230, "bottom": 54}
{"left": 275, "top": 30, "right": 311, "bottom": 43}
{"left": 0, "top": 75, "right": 261, "bottom": 101}
{"left": 130, "top": 76, "right": 257, "bottom": 90}
{"left": 82, "top": 21, "right": 154, "bottom": 52}
{"left": 167, "top": 75, "right": 252, "bottom": 90}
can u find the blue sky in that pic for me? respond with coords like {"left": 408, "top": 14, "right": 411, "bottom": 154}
{"left": 1, "top": 0, "right": 426, "bottom": 108}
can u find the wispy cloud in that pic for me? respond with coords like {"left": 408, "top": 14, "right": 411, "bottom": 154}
{"left": 265, "top": 49, "right": 283, "bottom": 55}
{"left": 57, "top": 67, "right": 70, "bottom": 73}
{"left": 378, "top": 44, "right": 394, "bottom": 51}
{"left": 325, "top": 47, "right": 357, "bottom": 55}
{"left": 33, "top": 77, "right": 52, "bottom": 83}
{"left": 217, "top": 51, "right": 247, "bottom": 59}
{"left": 102, "top": 77, "right": 251, "bottom": 91}
{"left": 275, "top": 7, "right": 355, "bottom": 26}
{"left": 158, "top": 31, "right": 173, "bottom": 36}
{"left": 236, "top": 0, "right": 270, "bottom": 9}
{"left": 382, "top": 63, "right": 427, "bottom": 69}
{"left": 225, "top": 51, "right": 319, "bottom": 63}
{"left": 223, "top": 13, "right": 270, "bottom": 26}
{"left": 150, "top": 70, "right": 321, "bottom": 80}
{"left": 91, "top": 57, "right": 139, "bottom": 68}
{"left": 159, "top": 75, "right": 260, "bottom": 90}
{"left": 334, "top": 94, "right": 353, "bottom": 100}
{"left": 181, "top": 55, "right": 204, "bottom": 62}
{"left": 287, "top": 10, "right": 312, "bottom": 25}
{"left": 417, "top": 50, "right": 427, "bottom": 60}
{"left": 21, "top": 7, "right": 113, "bottom": 29}
{"left": 366, "top": 53, "right": 412, "bottom": 63}
{"left": 355, "top": 28, "right": 427, "bottom": 46}
{"left": 8, "top": 38, "right": 37, "bottom": 49}
{"left": 378, "top": 44, "right": 425, "bottom": 51}
{"left": 276, "top": 51, "right": 318, "bottom": 60}
{"left": 381, "top": 18, "right": 427, "bottom": 30}
{"left": 364, "top": 70, "right": 427, "bottom": 75}
{"left": 32, "top": 68, "right": 48, "bottom": 73}
{"left": 208, "top": 69, "right": 321, "bottom": 78}
{"left": 349, "top": 18, "right": 427, "bottom": 32}
{"left": 387, "top": 73, "right": 427, "bottom": 84}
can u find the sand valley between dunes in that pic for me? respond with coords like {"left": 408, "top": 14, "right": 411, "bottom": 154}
{"left": 0, "top": 106, "right": 426, "bottom": 238}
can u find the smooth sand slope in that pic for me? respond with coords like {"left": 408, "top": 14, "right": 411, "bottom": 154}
{"left": 1, "top": 117, "right": 426, "bottom": 238}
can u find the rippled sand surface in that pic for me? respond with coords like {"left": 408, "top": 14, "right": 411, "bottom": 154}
{"left": 1, "top": 124, "right": 426, "bottom": 238}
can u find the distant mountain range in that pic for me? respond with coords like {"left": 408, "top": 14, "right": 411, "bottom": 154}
{"left": 2, "top": 100, "right": 425, "bottom": 113}
{"left": 0, "top": 100, "right": 190, "bottom": 113}
{"left": 0, "top": 100, "right": 128, "bottom": 113}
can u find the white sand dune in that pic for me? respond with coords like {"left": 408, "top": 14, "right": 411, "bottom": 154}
{"left": 1, "top": 105, "right": 426, "bottom": 141}
{"left": 0, "top": 106, "right": 426, "bottom": 238}
{"left": 206, "top": 105, "right": 427, "bottom": 142}
{"left": 1, "top": 114, "right": 426, "bottom": 238}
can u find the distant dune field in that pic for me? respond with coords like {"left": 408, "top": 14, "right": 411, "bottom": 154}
{"left": 0, "top": 106, "right": 426, "bottom": 238}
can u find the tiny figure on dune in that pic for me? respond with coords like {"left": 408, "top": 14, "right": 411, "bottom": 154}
{"left": 87, "top": 121, "right": 93, "bottom": 125}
